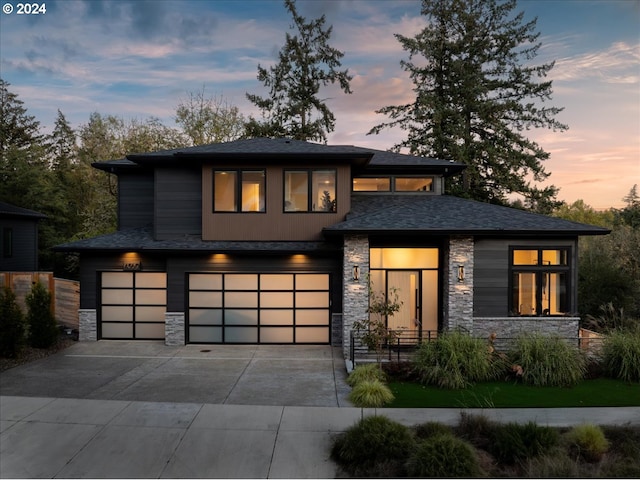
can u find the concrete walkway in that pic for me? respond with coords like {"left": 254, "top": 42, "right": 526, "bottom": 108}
{"left": 1, "top": 341, "right": 639, "bottom": 478}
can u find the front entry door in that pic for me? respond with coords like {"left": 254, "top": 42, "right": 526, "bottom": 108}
{"left": 387, "top": 271, "right": 420, "bottom": 337}
{"left": 385, "top": 269, "right": 439, "bottom": 340}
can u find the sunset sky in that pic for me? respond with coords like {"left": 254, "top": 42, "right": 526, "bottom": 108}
{"left": 1, "top": 0, "right": 638, "bottom": 209}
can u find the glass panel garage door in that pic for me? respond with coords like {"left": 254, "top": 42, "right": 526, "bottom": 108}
{"left": 100, "top": 272, "right": 167, "bottom": 339}
{"left": 188, "top": 273, "right": 330, "bottom": 344}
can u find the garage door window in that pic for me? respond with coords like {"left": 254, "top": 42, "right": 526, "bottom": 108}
{"left": 100, "top": 272, "right": 166, "bottom": 339}
{"left": 188, "top": 273, "right": 330, "bottom": 344}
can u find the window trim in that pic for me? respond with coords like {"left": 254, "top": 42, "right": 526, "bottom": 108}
{"left": 508, "top": 246, "right": 571, "bottom": 317}
{"left": 212, "top": 169, "right": 266, "bottom": 213}
{"left": 283, "top": 168, "right": 337, "bottom": 213}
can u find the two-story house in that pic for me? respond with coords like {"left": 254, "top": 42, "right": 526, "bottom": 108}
{"left": 55, "top": 138, "right": 609, "bottom": 357}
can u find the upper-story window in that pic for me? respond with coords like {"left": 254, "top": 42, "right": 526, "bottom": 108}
{"left": 510, "top": 247, "right": 570, "bottom": 316}
{"left": 284, "top": 170, "right": 336, "bottom": 212}
{"left": 352, "top": 176, "right": 433, "bottom": 192}
{"left": 213, "top": 170, "right": 265, "bottom": 212}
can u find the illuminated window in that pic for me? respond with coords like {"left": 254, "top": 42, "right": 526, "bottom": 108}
{"left": 510, "top": 248, "right": 570, "bottom": 316}
{"left": 284, "top": 170, "right": 336, "bottom": 212}
{"left": 395, "top": 177, "right": 433, "bottom": 192}
{"left": 352, "top": 177, "right": 391, "bottom": 192}
{"left": 213, "top": 170, "right": 265, "bottom": 212}
{"left": 352, "top": 176, "right": 434, "bottom": 193}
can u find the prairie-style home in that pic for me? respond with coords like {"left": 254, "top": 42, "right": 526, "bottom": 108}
{"left": 55, "top": 138, "right": 608, "bottom": 357}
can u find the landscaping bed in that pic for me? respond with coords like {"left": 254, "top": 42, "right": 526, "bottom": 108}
{"left": 331, "top": 414, "right": 640, "bottom": 478}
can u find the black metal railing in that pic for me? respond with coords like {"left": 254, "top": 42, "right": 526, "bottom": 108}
{"left": 349, "top": 329, "right": 604, "bottom": 366}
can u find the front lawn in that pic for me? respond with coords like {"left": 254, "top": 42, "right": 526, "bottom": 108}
{"left": 388, "top": 378, "right": 640, "bottom": 408}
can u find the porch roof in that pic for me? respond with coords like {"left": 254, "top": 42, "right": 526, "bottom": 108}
{"left": 323, "top": 195, "right": 611, "bottom": 237}
{"left": 53, "top": 227, "right": 337, "bottom": 254}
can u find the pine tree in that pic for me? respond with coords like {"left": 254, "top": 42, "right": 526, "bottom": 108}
{"left": 245, "top": 0, "right": 352, "bottom": 143}
{"left": 369, "top": 0, "right": 567, "bottom": 207}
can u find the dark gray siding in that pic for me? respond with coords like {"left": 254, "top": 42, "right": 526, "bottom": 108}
{"left": 474, "top": 237, "right": 578, "bottom": 317}
{"left": 155, "top": 168, "right": 201, "bottom": 239}
{"left": 0, "top": 218, "right": 39, "bottom": 271}
{"left": 79, "top": 254, "right": 166, "bottom": 308}
{"left": 166, "top": 254, "right": 342, "bottom": 312}
{"left": 118, "top": 171, "right": 154, "bottom": 230}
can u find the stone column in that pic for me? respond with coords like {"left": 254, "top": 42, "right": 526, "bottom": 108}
{"left": 342, "top": 235, "right": 369, "bottom": 358}
{"left": 446, "top": 236, "right": 474, "bottom": 333}
{"left": 78, "top": 309, "right": 97, "bottom": 341}
{"left": 165, "top": 312, "right": 185, "bottom": 346}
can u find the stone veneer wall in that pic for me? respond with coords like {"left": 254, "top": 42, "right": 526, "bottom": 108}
{"left": 474, "top": 317, "right": 580, "bottom": 349}
{"left": 342, "top": 235, "right": 370, "bottom": 358}
{"left": 78, "top": 309, "right": 97, "bottom": 341}
{"left": 446, "top": 236, "right": 474, "bottom": 332}
{"left": 165, "top": 312, "right": 185, "bottom": 346}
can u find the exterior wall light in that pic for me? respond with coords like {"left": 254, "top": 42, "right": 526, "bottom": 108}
{"left": 457, "top": 265, "right": 465, "bottom": 282}
{"left": 353, "top": 265, "right": 360, "bottom": 282}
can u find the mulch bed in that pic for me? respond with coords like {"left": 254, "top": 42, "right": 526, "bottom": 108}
{"left": 0, "top": 336, "right": 77, "bottom": 372}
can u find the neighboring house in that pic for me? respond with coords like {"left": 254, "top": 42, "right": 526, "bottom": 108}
{"left": 54, "top": 138, "right": 609, "bottom": 357}
{"left": 0, "top": 202, "right": 46, "bottom": 272}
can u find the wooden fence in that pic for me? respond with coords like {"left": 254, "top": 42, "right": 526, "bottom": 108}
{"left": 0, "top": 272, "right": 79, "bottom": 329}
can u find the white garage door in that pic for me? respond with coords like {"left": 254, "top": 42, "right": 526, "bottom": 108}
{"left": 100, "top": 272, "right": 167, "bottom": 339}
{"left": 187, "top": 273, "right": 330, "bottom": 344}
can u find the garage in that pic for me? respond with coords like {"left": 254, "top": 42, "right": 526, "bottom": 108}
{"left": 187, "top": 272, "right": 331, "bottom": 344}
{"left": 99, "top": 271, "right": 167, "bottom": 339}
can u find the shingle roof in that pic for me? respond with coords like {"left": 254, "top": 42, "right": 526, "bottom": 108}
{"left": 93, "top": 138, "right": 465, "bottom": 174}
{"left": 53, "top": 227, "right": 338, "bottom": 253}
{"left": 323, "top": 195, "right": 610, "bottom": 237}
{"left": 0, "top": 202, "right": 47, "bottom": 219}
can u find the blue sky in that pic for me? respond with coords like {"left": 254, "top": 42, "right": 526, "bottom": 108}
{"left": 1, "top": 0, "right": 638, "bottom": 209}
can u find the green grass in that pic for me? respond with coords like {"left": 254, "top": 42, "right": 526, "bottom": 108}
{"left": 388, "top": 379, "right": 640, "bottom": 408}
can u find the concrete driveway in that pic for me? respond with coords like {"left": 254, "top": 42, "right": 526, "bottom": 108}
{"left": 0, "top": 341, "right": 353, "bottom": 407}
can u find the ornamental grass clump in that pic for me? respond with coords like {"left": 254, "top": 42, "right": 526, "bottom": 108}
{"left": 346, "top": 363, "right": 386, "bottom": 387}
{"left": 331, "top": 415, "right": 415, "bottom": 477}
{"left": 348, "top": 379, "right": 395, "bottom": 408}
{"left": 565, "top": 423, "right": 609, "bottom": 462}
{"left": 406, "top": 433, "right": 483, "bottom": 478}
{"left": 413, "top": 330, "right": 502, "bottom": 389}
{"left": 508, "top": 333, "right": 586, "bottom": 387}
{"left": 489, "top": 421, "right": 559, "bottom": 465}
{"left": 601, "top": 329, "right": 640, "bottom": 383}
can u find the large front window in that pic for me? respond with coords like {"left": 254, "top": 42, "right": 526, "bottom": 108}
{"left": 510, "top": 248, "right": 570, "bottom": 316}
{"left": 213, "top": 170, "right": 265, "bottom": 212}
{"left": 284, "top": 170, "right": 336, "bottom": 212}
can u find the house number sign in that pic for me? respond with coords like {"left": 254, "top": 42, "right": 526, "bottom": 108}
{"left": 123, "top": 262, "right": 142, "bottom": 271}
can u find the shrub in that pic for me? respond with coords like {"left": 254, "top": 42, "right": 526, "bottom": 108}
{"left": 508, "top": 333, "right": 586, "bottom": 387}
{"left": 524, "top": 453, "right": 581, "bottom": 478}
{"left": 347, "top": 363, "right": 386, "bottom": 386}
{"left": 565, "top": 424, "right": 609, "bottom": 462}
{"left": 601, "top": 330, "right": 640, "bottom": 382}
{"left": 489, "top": 421, "right": 559, "bottom": 465}
{"left": 415, "top": 421, "right": 453, "bottom": 440}
{"left": 0, "top": 286, "right": 26, "bottom": 358}
{"left": 413, "top": 330, "right": 503, "bottom": 389}
{"left": 406, "top": 433, "right": 482, "bottom": 477}
{"left": 331, "top": 415, "right": 415, "bottom": 476}
{"left": 26, "top": 281, "right": 58, "bottom": 349}
{"left": 348, "top": 379, "right": 394, "bottom": 408}
{"left": 456, "top": 413, "right": 495, "bottom": 450}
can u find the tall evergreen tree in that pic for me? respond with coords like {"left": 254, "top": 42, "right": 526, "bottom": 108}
{"left": 245, "top": 0, "right": 352, "bottom": 143}
{"left": 369, "top": 0, "right": 567, "bottom": 207}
